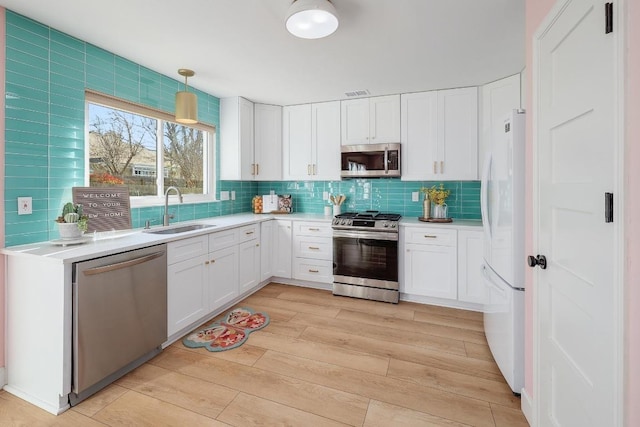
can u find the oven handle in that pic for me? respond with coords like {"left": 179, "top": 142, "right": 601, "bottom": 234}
{"left": 332, "top": 229, "right": 398, "bottom": 241}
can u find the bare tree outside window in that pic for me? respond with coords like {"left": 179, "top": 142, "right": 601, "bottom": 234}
{"left": 88, "top": 101, "right": 209, "bottom": 198}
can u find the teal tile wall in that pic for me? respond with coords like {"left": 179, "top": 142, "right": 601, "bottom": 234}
{"left": 256, "top": 180, "right": 481, "bottom": 219}
{"left": 3, "top": 11, "right": 252, "bottom": 246}
{"left": 3, "top": 11, "right": 482, "bottom": 246}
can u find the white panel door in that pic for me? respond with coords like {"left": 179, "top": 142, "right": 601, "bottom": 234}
{"left": 536, "top": 0, "right": 618, "bottom": 425}
{"left": 369, "top": 94, "right": 400, "bottom": 143}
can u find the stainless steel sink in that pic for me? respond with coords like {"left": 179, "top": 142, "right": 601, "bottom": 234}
{"left": 144, "top": 223, "right": 216, "bottom": 235}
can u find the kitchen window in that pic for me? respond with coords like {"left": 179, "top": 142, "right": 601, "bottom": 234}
{"left": 85, "top": 91, "right": 216, "bottom": 206}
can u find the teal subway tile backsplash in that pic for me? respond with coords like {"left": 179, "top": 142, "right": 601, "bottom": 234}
{"left": 4, "top": 10, "right": 222, "bottom": 245}
{"left": 255, "top": 179, "right": 481, "bottom": 220}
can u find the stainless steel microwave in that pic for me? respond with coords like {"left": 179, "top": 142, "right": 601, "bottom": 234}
{"left": 340, "top": 143, "right": 401, "bottom": 178}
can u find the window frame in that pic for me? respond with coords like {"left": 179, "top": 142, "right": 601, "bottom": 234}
{"left": 85, "top": 90, "right": 217, "bottom": 208}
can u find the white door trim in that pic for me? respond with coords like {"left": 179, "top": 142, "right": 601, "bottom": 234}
{"left": 531, "top": 0, "right": 626, "bottom": 425}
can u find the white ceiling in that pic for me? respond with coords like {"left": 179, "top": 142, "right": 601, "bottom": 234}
{"left": 0, "top": 0, "right": 525, "bottom": 106}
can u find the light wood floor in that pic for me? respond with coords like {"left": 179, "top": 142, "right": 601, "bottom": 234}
{"left": 0, "top": 283, "right": 529, "bottom": 426}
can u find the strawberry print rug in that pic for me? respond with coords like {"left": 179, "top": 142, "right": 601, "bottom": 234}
{"left": 182, "top": 307, "right": 269, "bottom": 352}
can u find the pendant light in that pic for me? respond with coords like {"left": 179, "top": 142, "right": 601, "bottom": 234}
{"left": 286, "top": 0, "right": 339, "bottom": 39}
{"left": 175, "top": 68, "right": 198, "bottom": 124}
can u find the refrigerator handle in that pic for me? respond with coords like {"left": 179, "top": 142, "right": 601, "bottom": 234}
{"left": 481, "top": 152, "right": 492, "bottom": 243}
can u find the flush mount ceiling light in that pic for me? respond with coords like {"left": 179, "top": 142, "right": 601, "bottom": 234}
{"left": 286, "top": 0, "right": 339, "bottom": 39}
{"left": 175, "top": 68, "right": 198, "bottom": 124}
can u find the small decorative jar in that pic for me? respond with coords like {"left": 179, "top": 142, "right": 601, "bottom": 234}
{"left": 432, "top": 203, "right": 448, "bottom": 219}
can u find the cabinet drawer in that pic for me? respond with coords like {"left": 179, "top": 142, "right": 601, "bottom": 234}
{"left": 209, "top": 229, "right": 238, "bottom": 252}
{"left": 293, "top": 221, "right": 332, "bottom": 237}
{"left": 168, "top": 235, "right": 208, "bottom": 265}
{"left": 238, "top": 223, "right": 260, "bottom": 243}
{"left": 404, "top": 227, "right": 456, "bottom": 246}
{"left": 293, "top": 236, "right": 332, "bottom": 260}
{"left": 293, "top": 258, "right": 333, "bottom": 283}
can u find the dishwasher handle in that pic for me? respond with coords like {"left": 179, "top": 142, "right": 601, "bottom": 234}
{"left": 82, "top": 251, "right": 165, "bottom": 276}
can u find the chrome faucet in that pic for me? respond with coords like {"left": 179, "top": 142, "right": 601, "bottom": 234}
{"left": 163, "top": 186, "right": 183, "bottom": 226}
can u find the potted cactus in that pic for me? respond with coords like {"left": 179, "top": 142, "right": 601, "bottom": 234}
{"left": 55, "top": 202, "right": 88, "bottom": 239}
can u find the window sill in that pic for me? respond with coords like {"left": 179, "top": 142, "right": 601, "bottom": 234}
{"left": 130, "top": 194, "right": 218, "bottom": 209}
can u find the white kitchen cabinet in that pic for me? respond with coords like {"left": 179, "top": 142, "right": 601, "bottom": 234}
{"left": 292, "top": 221, "right": 333, "bottom": 284}
{"left": 402, "top": 227, "right": 457, "bottom": 299}
{"left": 220, "top": 97, "right": 282, "bottom": 181}
{"left": 208, "top": 229, "right": 239, "bottom": 309}
{"left": 273, "top": 219, "right": 293, "bottom": 278}
{"left": 237, "top": 224, "right": 261, "bottom": 293}
{"left": 220, "top": 96, "right": 254, "bottom": 180}
{"left": 479, "top": 74, "right": 521, "bottom": 174}
{"left": 401, "top": 87, "right": 478, "bottom": 180}
{"left": 283, "top": 102, "right": 341, "bottom": 181}
{"left": 253, "top": 103, "right": 283, "bottom": 180}
{"left": 457, "top": 230, "right": 485, "bottom": 304}
{"left": 167, "top": 236, "right": 209, "bottom": 337}
{"left": 341, "top": 95, "right": 400, "bottom": 145}
{"left": 260, "top": 220, "right": 275, "bottom": 282}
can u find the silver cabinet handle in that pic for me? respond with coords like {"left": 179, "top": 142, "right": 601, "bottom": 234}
{"left": 424, "top": 235, "right": 437, "bottom": 238}
{"left": 83, "top": 251, "right": 165, "bottom": 276}
{"left": 308, "top": 269, "right": 319, "bottom": 273}
{"left": 308, "top": 228, "right": 320, "bottom": 231}
{"left": 308, "top": 246, "right": 320, "bottom": 250}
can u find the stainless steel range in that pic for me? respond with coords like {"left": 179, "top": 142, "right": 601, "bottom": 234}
{"left": 332, "top": 211, "right": 401, "bottom": 303}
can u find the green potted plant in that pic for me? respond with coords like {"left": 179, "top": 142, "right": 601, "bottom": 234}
{"left": 55, "top": 202, "right": 88, "bottom": 239}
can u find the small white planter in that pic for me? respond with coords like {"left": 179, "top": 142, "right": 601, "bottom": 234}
{"left": 57, "top": 222, "right": 83, "bottom": 239}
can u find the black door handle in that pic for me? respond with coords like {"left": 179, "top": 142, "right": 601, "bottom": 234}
{"left": 527, "top": 254, "right": 547, "bottom": 270}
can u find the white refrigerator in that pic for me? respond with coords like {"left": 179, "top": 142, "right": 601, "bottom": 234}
{"left": 480, "top": 109, "right": 525, "bottom": 394}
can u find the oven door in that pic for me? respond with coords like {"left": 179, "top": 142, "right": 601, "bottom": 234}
{"left": 333, "top": 229, "right": 398, "bottom": 289}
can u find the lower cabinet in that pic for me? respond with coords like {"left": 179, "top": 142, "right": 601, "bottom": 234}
{"left": 292, "top": 221, "right": 333, "bottom": 284}
{"left": 401, "top": 225, "right": 484, "bottom": 308}
{"left": 167, "top": 235, "right": 211, "bottom": 337}
{"left": 208, "top": 245, "right": 239, "bottom": 309}
{"left": 273, "top": 219, "right": 293, "bottom": 278}
{"left": 237, "top": 224, "right": 261, "bottom": 294}
{"left": 457, "top": 229, "right": 485, "bottom": 304}
{"left": 403, "top": 227, "right": 457, "bottom": 299}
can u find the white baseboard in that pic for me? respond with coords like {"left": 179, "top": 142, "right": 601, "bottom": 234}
{"left": 521, "top": 387, "right": 533, "bottom": 426}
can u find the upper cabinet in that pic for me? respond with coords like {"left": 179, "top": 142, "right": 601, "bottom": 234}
{"left": 401, "top": 87, "right": 478, "bottom": 181}
{"left": 220, "top": 97, "right": 282, "bottom": 181}
{"left": 283, "top": 101, "right": 341, "bottom": 181}
{"left": 478, "top": 74, "right": 521, "bottom": 174}
{"left": 341, "top": 95, "right": 400, "bottom": 145}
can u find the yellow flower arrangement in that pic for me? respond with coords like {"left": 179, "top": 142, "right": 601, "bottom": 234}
{"left": 420, "top": 183, "right": 450, "bottom": 206}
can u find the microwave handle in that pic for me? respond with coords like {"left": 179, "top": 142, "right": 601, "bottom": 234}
{"left": 384, "top": 146, "right": 389, "bottom": 174}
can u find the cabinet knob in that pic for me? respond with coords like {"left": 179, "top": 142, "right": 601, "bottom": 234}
{"left": 256, "top": 243, "right": 260, "bottom": 247}
{"left": 204, "top": 261, "right": 210, "bottom": 265}
{"left": 211, "top": 259, "right": 215, "bottom": 263}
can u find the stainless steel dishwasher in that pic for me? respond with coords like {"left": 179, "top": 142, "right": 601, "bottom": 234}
{"left": 70, "top": 244, "right": 167, "bottom": 405}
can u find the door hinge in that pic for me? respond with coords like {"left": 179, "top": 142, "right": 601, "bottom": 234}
{"left": 605, "top": 192, "right": 614, "bottom": 223}
{"left": 605, "top": 2, "right": 613, "bottom": 34}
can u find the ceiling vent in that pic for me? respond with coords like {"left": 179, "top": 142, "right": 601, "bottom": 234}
{"left": 344, "top": 89, "right": 370, "bottom": 97}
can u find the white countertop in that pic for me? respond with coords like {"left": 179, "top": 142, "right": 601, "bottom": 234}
{"left": 400, "top": 218, "right": 483, "bottom": 230}
{"left": 1, "top": 213, "right": 332, "bottom": 264}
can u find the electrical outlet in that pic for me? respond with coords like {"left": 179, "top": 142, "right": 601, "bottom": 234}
{"left": 220, "top": 191, "right": 230, "bottom": 201}
{"left": 231, "top": 191, "right": 236, "bottom": 201}
{"left": 270, "top": 190, "right": 275, "bottom": 196}
{"left": 18, "top": 197, "right": 32, "bottom": 215}
{"left": 411, "top": 192, "right": 419, "bottom": 202}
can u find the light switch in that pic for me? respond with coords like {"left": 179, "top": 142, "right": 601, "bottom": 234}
{"left": 231, "top": 191, "right": 236, "bottom": 201}
{"left": 18, "top": 197, "right": 32, "bottom": 215}
{"left": 411, "top": 192, "right": 419, "bottom": 202}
